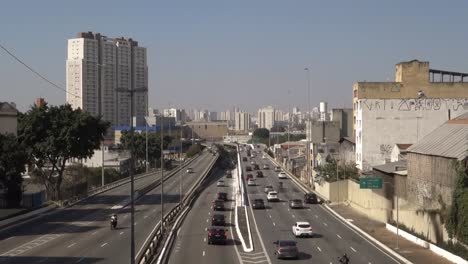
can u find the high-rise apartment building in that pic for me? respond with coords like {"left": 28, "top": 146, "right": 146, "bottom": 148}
{"left": 257, "top": 106, "right": 275, "bottom": 130}
{"left": 66, "top": 32, "right": 148, "bottom": 131}
{"left": 234, "top": 111, "right": 250, "bottom": 132}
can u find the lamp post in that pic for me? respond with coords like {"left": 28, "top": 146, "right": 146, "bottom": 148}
{"left": 160, "top": 113, "right": 165, "bottom": 237}
{"left": 97, "top": 63, "right": 106, "bottom": 187}
{"left": 304, "top": 67, "right": 311, "bottom": 186}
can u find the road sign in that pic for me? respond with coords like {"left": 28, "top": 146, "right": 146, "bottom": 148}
{"left": 360, "top": 178, "right": 383, "bottom": 189}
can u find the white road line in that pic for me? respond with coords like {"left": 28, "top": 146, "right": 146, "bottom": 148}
{"left": 202, "top": 250, "right": 205, "bottom": 256}
{"left": 269, "top": 215, "right": 272, "bottom": 218}
{"left": 120, "top": 232, "right": 124, "bottom": 235}
{"left": 144, "top": 215, "right": 148, "bottom": 219}
{"left": 308, "top": 208, "right": 311, "bottom": 211}
{"left": 4, "top": 237, "right": 14, "bottom": 241}
{"left": 208, "top": 212, "right": 211, "bottom": 215}
{"left": 75, "top": 257, "right": 85, "bottom": 263}
{"left": 350, "top": 246, "right": 357, "bottom": 252}
{"left": 317, "top": 246, "right": 322, "bottom": 252}
{"left": 288, "top": 208, "right": 290, "bottom": 211}
{"left": 273, "top": 222, "right": 276, "bottom": 226}
{"left": 337, "top": 234, "right": 342, "bottom": 239}
{"left": 91, "top": 231, "right": 98, "bottom": 235}
{"left": 101, "top": 243, "right": 108, "bottom": 247}
{"left": 204, "top": 238, "right": 206, "bottom": 242}
{"left": 292, "top": 215, "right": 295, "bottom": 218}
{"left": 323, "top": 222, "right": 328, "bottom": 227}
{"left": 67, "top": 243, "right": 76, "bottom": 248}
{"left": 206, "top": 219, "right": 209, "bottom": 223}
{"left": 315, "top": 214, "right": 318, "bottom": 218}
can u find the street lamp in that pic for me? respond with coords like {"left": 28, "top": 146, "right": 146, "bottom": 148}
{"left": 304, "top": 67, "right": 311, "bottom": 186}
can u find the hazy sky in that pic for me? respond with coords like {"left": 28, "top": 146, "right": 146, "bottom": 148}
{"left": 2, "top": 0, "right": 468, "bottom": 113}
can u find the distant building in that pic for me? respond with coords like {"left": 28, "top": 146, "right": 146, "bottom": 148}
{"left": 163, "top": 108, "right": 182, "bottom": 123}
{"left": 257, "top": 106, "right": 275, "bottom": 130}
{"left": 66, "top": 32, "right": 148, "bottom": 130}
{"left": 353, "top": 60, "right": 468, "bottom": 170}
{"left": 234, "top": 111, "right": 250, "bottom": 132}
{"left": 390, "top": 144, "right": 412, "bottom": 162}
{"left": 305, "top": 120, "right": 340, "bottom": 144}
{"left": 330, "top": 108, "right": 353, "bottom": 138}
{"left": 0, "top": 102, "right": 18, "bottom": 136}
{"left": 186, "top": 121, "right": 228, "bottom": 141}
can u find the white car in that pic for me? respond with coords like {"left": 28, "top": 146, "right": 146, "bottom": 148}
{"left": 217, "top": 180, "right": 225, "bottom": 187}
{"left": 267, "top": 191, "right": 279, "bottom": 202}
{"left": 262, "top": 164, "right": 269, "bottom": 170}
{"left": 292, "top": 221, "right": 313, "bottom": 237}
{"left": 278, "top": 172, "right": 287, "bottom": 179}
{"left": 262, "top": 155, "right": 267, "bottom": 159}
{"left": 247, "top": 179, "right": 256, "bottom": 186}
{"left": 186, "top": 168, "right": 194, "bottom": 173}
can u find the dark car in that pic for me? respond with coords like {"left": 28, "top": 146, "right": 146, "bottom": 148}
{"left": 304, "top": 192, "right": 320, "bottom": 204}
{"left": 207, "top": 226, "right": 228, "bottom": 245}
{"left": 211, "top": 214, "right": 226, "bottom": 226}
{"left": 226, "top": 170, "right": 232, "bottom": 178}
{"left": 273, "top": 240, "right": 299, "bottom": 259}
{"left": 256, "top": 171, "right": 264, "bottom": 178}
{"left": 253, "top": 164, "right": 260, "bottom": 170}
{"left": 242, "top": 157, "right": 248, "bottom": 162}
{"left": 252, "top": 198, "right": 265, "bottom": 209}
{"left": 246, "top": 166, "right": 252, "bottom": 172}
{"left": 289, "top": 199, "right": 304, "bottom": 209}
{"left": 217, "top": 192, "right": 228, "bottom": 201}
{"left": 245, "top": 173, "right": 253, "bottom": 180}
{"left": 212, "top": 199, "right": 225, "bottom": 211}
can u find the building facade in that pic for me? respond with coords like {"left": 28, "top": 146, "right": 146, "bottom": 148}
{"left": 257, "top": 106, "right": 275, "bottom": 130}
{"left": 234, "top": 111, "right": 250, "bottom": 132}
{"left": 0, "top": 102, "right": 18, "bottom": 136}
{"left": 353, "top": 60, "right": 468, "bottom": 170}
{"left": 66, "top": 32, "right": 148, "bottom": 131}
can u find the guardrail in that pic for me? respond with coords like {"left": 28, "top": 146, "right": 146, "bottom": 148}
{"left": 137, "top": 153, "right": 219, "bottom": 264}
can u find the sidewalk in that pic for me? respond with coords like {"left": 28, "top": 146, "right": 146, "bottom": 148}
{"left": 330, "top": 203, "right": 453, "bottom": 264}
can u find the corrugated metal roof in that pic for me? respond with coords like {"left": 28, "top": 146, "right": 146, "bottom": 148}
{"left": 373, "top": 160, "right": 407, "bottom": 174}
{"left": 407, "top": 123, "right": 468, "bottom": 160}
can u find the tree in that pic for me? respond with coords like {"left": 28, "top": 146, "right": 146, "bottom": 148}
{"left": 0, "top": 134, "right": 28, "bottom": 207}
{"left": 18, "top": 104, "right": 109, "bottom": 201}
{"left": 253, "top": 128, "right": 270, "bottom": 139}
{"left": 446, "top": 160, "right": 468, "bottom": 245}
{"left": 120, "top": 131, "right": 172, "bottom": 168}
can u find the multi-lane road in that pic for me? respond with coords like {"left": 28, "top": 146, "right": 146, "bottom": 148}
{"left": 0, "top": 150, "right": 216, "bottom": 264}
{"left": 168, "top": 146, "right": 406, "bottom": 264}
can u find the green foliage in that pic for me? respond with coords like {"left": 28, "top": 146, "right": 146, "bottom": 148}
{"left": 315, "top": 161, "right": 359, "bottom": 182}
{"left": 253, "top": 128, "right": 270, "bottom": 139}
{"left": 18, "top": 104, "right": 109, "bottom": 201}
{"left": 0, "top": 134, "right": 28, "bottom": 208}
{"left": 120, "top": 131, "right": 172, "bottom": 168}
{"left": 447, "top": 161, "right": 468, "bottom": 245}
{"left": 186, "top": 144, "right": 202, "bottom": 158}
{"left": 215, "top": 144, "right": 236, "bottom": 170}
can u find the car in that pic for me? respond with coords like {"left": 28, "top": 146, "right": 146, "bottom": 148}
{"left": 274, "top": 166, "right": 281, "bottom": 172}
{"left": 278, "top": 172, "right": 287, "bottom": 179}
{"left": 256, "top": 171, "right": 263, "bottom": 178}
{"left": 289, "top": 199, "right": 303, "bottom": 209}
{"left": 273, "top": 240, "right": 299, "bottom": 259}
{"left": 267, "top": 191, "right": 279, "bottom": 202}
{"left": 262, "top": 155, "right": 267, "bottom": 159}
{"left": 245, "top": 173, "right": 253, "bottom": 180}
{"left": 262, "top": 164, "right": 269, "bottom": 170}
{"left": 304, "top": 192, "right": 320, "bottom": 204}
{"left": 217, "top": 192, "right": 228, "bottom": 201}
{"left": 212, "top": 199, "right": 225, "bottom": 211}
{"left": 247, "top": 179, "right": 256, "bottom": 186}
{"left": 217, "top": 180, "right": 225, "bottom": 187}
{"left": 250, "top": 160, "right": 256, "bottom": 165}
{"left": 292, "top": 221, "right": 313, "bottom": 237}
{"left": 242, "top": 157, "right": 248, "bottom": 162}
{"left": 186, "top": 168, "right": 194, "bottom": 173}
{"left": 253, "top": 164, "right": 260, "bottom": 170}
{"left": 211, "top": 214, "right": 226, "bottom": 226}
{"left": 245, "top": 166, "right": 252, "bottom": 172}
{"left": 252, "top": 198, "right": 265, "bottom": 209}
{"left": 226, "top": 170, "right": 232, "bottom": 178}
{"left": 207, "top": 226, "right": 228, "bottom": 244}
{"left": 264, "top": 185, "right": 274, "bottom": 193}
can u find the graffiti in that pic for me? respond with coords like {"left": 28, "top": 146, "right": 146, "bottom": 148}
{"left": 363, "top": 98, "right": 468, "bottom": 112}
{"left": 379, "top": 144, "right": 393, "bottom": 156}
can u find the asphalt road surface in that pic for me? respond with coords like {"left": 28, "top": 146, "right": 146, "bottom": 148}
{"left": 0, "top": 151, "right": 215, "bottom": 264}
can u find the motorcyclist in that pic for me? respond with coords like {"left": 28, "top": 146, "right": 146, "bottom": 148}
{"left": 338, "top": 253, "right": 350, "bottom": 264}
{"left": 110, "top": 214, "right": 118, "bottom": 229}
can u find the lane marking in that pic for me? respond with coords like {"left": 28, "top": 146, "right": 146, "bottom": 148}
{"left": 269, "top": 215, "right": 272, "bottom": 218}
{"left": 144, "top": 215, "right": 148, "bottom": 219}
{"left": 204, "top": 238, "right": 206, "bottom": 242}
{"left": 350, "top": 246, "right": 357, "bottom": 252}
{"left": 317, "top": 246, "right": 322, "bottom": 252}
{"left": 323, "top": 222, "right": 328, "bottom": 227}
{"left": 101, "top": 243, "right": 108, "bottom": 247}
{"left": 75, "top": 257, "right": 85, "bottom": 263}
{"left": 120, "top": 232, "right": 124, "bottom": 235}
{"left": 337, "top": 234, "right": 342, "bottom": 239}
{"left": 308, "top": 208, "right": 311, "bottom": 211}
{"left": 4, "top": 237, "right": 13, "bottom": 241}
{"left": 67, "top": 243, "right": 76, "bottom": 248}
{"left": 315, "top": 215, "right": 318, "bottom": 218}
{"left": 292, "top": 214, "right": 295, "bottom": 218}
{"left": 202, "top": 250, "right": 205, "bottom": 256}
{"left": 91, "top": 231, "right": 98, "bottom": 235}
{"left": 206, "top": 219, "right": 209, "bottom": 223}
{"left": 273, "top": 222, "right": 276, "bottom": 226}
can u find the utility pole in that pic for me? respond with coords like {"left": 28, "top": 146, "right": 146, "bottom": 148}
{"left": 116, "top": 86, "right": 147, "bottom": 264}
{"left": 101, "top": 144, "right": 105, "bottom": 186}
{"left": 305, "top": 67, "right": 311, "bottom": 186}
{"left": 179, "top": 126, "right": 183, "bottom": 203}
{"left": 160, "top": 114, "right": 165, "bottom": 237}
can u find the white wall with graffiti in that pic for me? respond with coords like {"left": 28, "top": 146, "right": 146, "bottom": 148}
{"left": 355, "top": 97, "right": 468, "bottom": 171}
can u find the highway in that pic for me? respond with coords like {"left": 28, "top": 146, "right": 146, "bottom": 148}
{"left": 0, "top": 151, "right": 216, "bottom": 264}
{"left": 242, "top": 148, "right": 404, "bottom": 264}
{"left": 168, "top": 169, "right": 242, "bottom": 264}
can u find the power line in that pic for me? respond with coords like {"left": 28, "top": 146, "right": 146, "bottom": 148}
{"left": 0, "top": 43, "right": 80, "bottom": 99}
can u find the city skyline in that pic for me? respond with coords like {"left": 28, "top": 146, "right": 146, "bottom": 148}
{"left": 2, "top": 1, "right": 468, "bottom": 113}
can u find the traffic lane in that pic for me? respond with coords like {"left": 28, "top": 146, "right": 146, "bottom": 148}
{"left": 256, "top": 157, "right": 400, "bottom": 264}
{"left": 168, "top": 169, "right": 240, "bottom": 264}
{"left": 0, "top": 152, "right": 211, "bottom": 262}
{"left": 90, "top": 154, "right": 216, "bottom": 264}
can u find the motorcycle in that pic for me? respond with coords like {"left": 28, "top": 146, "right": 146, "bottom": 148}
{"left": 110, "top": 218, "right": 117, "bottom": 230}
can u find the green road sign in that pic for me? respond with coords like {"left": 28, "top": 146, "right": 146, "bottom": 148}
{"left": 360, "top": 178, "right": 383, "bottom": 189}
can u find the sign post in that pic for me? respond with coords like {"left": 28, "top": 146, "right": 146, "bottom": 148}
{"left": 359, "top": 177, "right": 383, "bottom": 233}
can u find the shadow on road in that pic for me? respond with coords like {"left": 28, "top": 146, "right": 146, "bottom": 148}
{"left": 0, "top": 256, "right": 103, "bottom": 264}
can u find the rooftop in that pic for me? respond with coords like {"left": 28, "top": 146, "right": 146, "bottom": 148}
{"left": 373, "top": 160, "right": 407, "bottom": 174}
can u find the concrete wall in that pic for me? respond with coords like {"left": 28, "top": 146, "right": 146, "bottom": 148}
{"left": 306, "top": 120, "right": 340, "bottom": 143}
{"left": 407, "top": 153, "right": 457, "bottom": 209}
{"left": 355, "top": 98, "right": 467, "bottom": 170}
{"left": 347, "top": 179, "right": 392, "bottom": 223}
